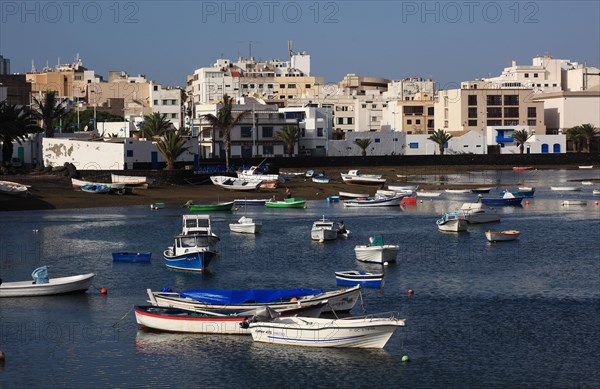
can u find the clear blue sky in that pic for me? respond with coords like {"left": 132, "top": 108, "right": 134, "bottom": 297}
{"left": 1, "top": 1, "right": 598, "bottom": 88}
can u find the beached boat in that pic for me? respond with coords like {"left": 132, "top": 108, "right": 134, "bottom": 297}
{"left": 579, "top": 165, "right": 593, "bottom": 169}
{"left": 581, "top": 181, "right": 594, "bottom": 186}
{"left": 181, "top": 214, "right": 220, "bottom": 246}
{"left": 0, "top": 272, "right": 96, "bottom": 297}
{"left": 210, "top": 176, "right": 262, "bottom": 191}
{"left": 550, "top": 186, "right": 582, "bottom": 192}
{"left": 265, "top": 197, "right": 306, "bottom": 208}
{"left": 311, "top": 216, "right": 339, "bottom": 242}
{"left": 417, "top": 191, "right": 443, "bottom": 198}
{"left": 71, "top": 178, "right": 125, "bottom": 190}
{"left": 237, "top": 165, "right": 284, "bottom": 188}
{"left": 229, "top": 216, "right": 262, "bottom": 234}
{"left": 112, "top": 252, "right": 152, "bottom": 262}
{"left": 111, "top": 174, "right": 153, "bottom": 187}
{"left": 234, "top": 198, "right": 270, "bottom": 206}
{"left": 437, "top": 213, "right": 468, "bottom": 232}
{"left": 344, "top": 194, "right": 403, "bottom": 208}
{"left": 81, "top": 184, "right": 111, "bottom": 194}
{"left": 312, "top": 176, "right": 330, "bottom": 184}
{"left": 134, "top": 303, "right": 327, "bottom": 335}
{"left": 326, "top": 195, "right": 340, "bottom": 203}
{"left": 513, "top": 166, "right": 533, "bottom": 171}
{"left": 470, "top": 187, "right": 492, "bottom": 194}
{"left": 339, "top": 191, "right": 370, "bottom": 199}
{"left": 444, "top": 189, "right": 471, "bottom": 194}
{"left": 246, "top": 312, "right": 405, "bottom": 349}
{"left": 186, "top": 200, "right": 235, "bottom": 212}
{"left": 163, "top": 233, "right": 217, "bottom": 272}
{"left": 305, "top": 169, "right": 315, "bottom": 178}
{"left": 485, "top": 230, "right": 520, "bottom": 242}
{"left": 479, "top": 192, "right": 523, "bottom": 206}
{"left": 518, "top": 186, "right": 535, "bottom": 192}
{"left": 354, "top": 235, "right": 400, "bottom": 264}
{"left": 335, "top": 271, "right": 384, "bottom": 288}
{"left": 0, "top": 180, "right": 29, "bottom": 197}
{"left": 561, "top": 200, "right": 587, "bottom": 206}
{"left": 340, "top": 170, "right": 386, "bottom": 185}
{"left": 388, "top": 184, "right": 418, "bottom": 193}
{"left": 460, "top": 202, "right": 501, "bottom": 223}
{"left": 147, "top": 284, "right": 362, "bottom": 314}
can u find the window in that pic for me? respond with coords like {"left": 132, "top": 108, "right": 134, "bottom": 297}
{"left": 504, "top": 120, "right": 519, "bottom": 125}
{"left": 527, "top": 107, "right": 536, "bottom": 117}
{"left": 409, "top": 142, "right": 419, "bottom": 149}
{"left": 468, "top": 120, "right": 477, "bottom": 126}
{"left": 171, "top": 113, "right": 178, "bottom": 119}
{"left": 267, "top": 84, "right": 273, "bottom": 89}
{"left": 504, "top": 95, "right": 519, "bottom": 105}
{"left": 487, "top": 120, "right": 502, "bottom": 126}
{"left": 153, "top": 85, "right": 158, "bottom": 91}
{"left": 348, "top": 117, "right": 353, "bottom": 125}
{"left": 407, "top": 120, "right": 412, "bottom": 125}
{"left": 241, "top": 127, "right": 252, "bottom": 138}
{"left": 262, "top": 145, "right": 273, "bottom": 155}
{"left": 524, "top": 73, "right": 529, "bottom": 78}
{"left": 486, "top": 95, "right": 502, "bottom": 105}
{"left": 528, "top": 119, "right": 536, "bottom": 125}
{"left": 534, "top": 73, "right": 538, "bottom": 78}
{"left": 428, "top": 107, "right": 434, "bottom": 115}
{"left": 504, "top": 107, "right": 519, "bottom": 117}
{"left": 487, "top": 107, "right": 502, "bottom": 118}
{"left": 305, "top": 84, "right": 311, "bottom": 88}
{"left": 372, "top": 104, "right": 377, "bottom": 108}
{"left": 317, "top": 128, "right": 324, "bottom": 137}
{"left": 374, "top": 138, "right": 380, "bottom": 143}
{"left": 126, "top": 150, "right": 133, "bottom": 157}
{"left": 404, "top": 106, "right": 424, "bottom": 115}
{"left": 416, "top": 120, "right": 421, "bottom": 125}
{"left": 153, "top": 99, "right": 159, "bottom": 105}
{"left": 242, "top": 84, "right": 248, "bottom": 89}
{"left": 362, "top": 104, "right": 367, "bottom": 108}
{"left": 249, "top": 84, "right": 255, "bottom": 88}
{"left": 279, "top": 84, "right": 285, "bottom": 89}
{"left": 468, "top": 95, "right": 477, "bottom": 105}
{"left": 171, "top": 99, "right": 177, "bottom": 105}
{"left": 162, "top": 99, "right": 169, "bottom": 105}
{"left": 468, "top": 107, "right": 477, "bottom": 118}
{"left": 337, "top": 117, "right": 344, "bottom": 125}
{"left": 262, "top": 127, "right": 273, "bottom": 138}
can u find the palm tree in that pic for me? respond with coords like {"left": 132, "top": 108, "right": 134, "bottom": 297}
{"left": 428, "top": 129, "right": 453, "bottom": 155}
{"left": 0, "top": 102, "right": 42, "bottom": 166}
{"left": 512, "top": 129, "right": 533, "bottom": 154}
{"left": 566, "top": 126, "right": 585, "bottom": 153}
{"left": 274, "top": 126, "right": 301, "bottom": 157}
{"left": 353, "top": 138, "right": 373, "bottom": 157}
{"left": 32, "top": 91, "right": 70, "bottom": 137}
{"left": 140, "top": 112, "right": 173, "bottom": 138}
{"left": 202, "top": 94, "right": 249, "bottom": 170}
{"left": 576, "top": 123, "right": 599, "bottom": 153}
{"left": 155, "top": 131, "right": 190, "bottom": 170}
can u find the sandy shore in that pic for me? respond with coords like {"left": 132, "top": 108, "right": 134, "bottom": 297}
{"left": 0, "top": 164, "right": 591, "bottom": 212}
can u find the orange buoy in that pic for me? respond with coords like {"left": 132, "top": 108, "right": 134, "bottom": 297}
{"left": 100, "top": 287, "right": 107, "bottom": 294}
{"left": 525, "top": 201, "right": 529, "bottom": 206}
{"left": 595, "top": 201, "right": 599, "bottom": 206}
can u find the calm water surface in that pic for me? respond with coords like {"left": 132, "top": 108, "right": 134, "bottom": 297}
{"left": 1, "top": 169, "right": 599, "bottom": 388}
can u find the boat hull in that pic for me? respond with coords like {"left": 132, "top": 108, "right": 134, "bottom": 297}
{"left": 485, "top": 230, "right": 520, "bottom": 242}
{"left": 354, "top": 245, "right": 399, "bottom": 264}
{"left": 163, "top": 250, "right": 216, "bottom": 272}
{"left": 335, "top": 271, "right": 383, "bottom": 288}
{"left": 311, "top": 229, "right": 338, "bottom": 241}
{"left": 343, "top": 196, "right": 403, "bottom": 207}
{"left": 0, "top": 273, "right": 96, "bottom": 297}
{"left": 248, "top": 316, "right": 404, "bottom": 348}
{"left": 437, "top": 218, "right": 468, "bottom": 232}
{"left": 229, "top": 222, "right": 262, "bottom": 234}
{"left": 480, "top": 197, "right": 523, "bottom": 206}
{"left": 188, "top": 201, "right": 234, "bottom": 212}
{"left": 550, "top": 187, "right": 582, "bottom": 192}
{"left": 210, "top": 176, "right": 262, "bottom": 191}
{"left": 265, "top": 198, "right": 306, "bottom": 208}
{"left": 112, "top": 252, "right": 152, "bottom": 262}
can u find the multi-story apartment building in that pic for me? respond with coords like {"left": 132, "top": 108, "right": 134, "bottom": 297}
{"left": 0, "top": 54, "right": 10, "bottom": 74}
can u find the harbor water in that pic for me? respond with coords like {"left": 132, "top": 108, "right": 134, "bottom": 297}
{"left": 1, "top": 169, "right": 599, "bottom": 388}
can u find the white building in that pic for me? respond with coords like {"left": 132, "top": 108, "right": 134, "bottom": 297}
{"left": 42, "top": 137, "right": 198, "bottom": 170}
{"left": 279, "top": 106, "right": 333, "bottom": 157}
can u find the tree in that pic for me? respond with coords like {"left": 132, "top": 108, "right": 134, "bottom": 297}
{"left": 140, "top": 112, "right": 173, "bottom": 138}
{"left": 512, "top": 129, "right": 533, "bottom": 154}
{"left": 155, "top": 131, "right": 190, "bottom": 170}
{"left": 353, "top": 138, "right": 373, "bottom": 157}
{"left": 32, "top": 91, "right": 70, "bottom": 137}
{"left": 61, "top": 110, "right": 123, "bottom": 133}
{"left": 274, "top": 125, "right": 301, "bottom": 157}
{"left": 577, "top": 123, "right": 599, "bottom": 153}
{"left": 428, "top": 129, "right": 453, "bottom": 155}
{"left": 202, "top": 94, "right": 249, "bottom": 170}
{"left": 0, "top": 102, "right": 42, "bottom": 166}
{"left": 566, "top": 126, "right": 585, "bottom": 153}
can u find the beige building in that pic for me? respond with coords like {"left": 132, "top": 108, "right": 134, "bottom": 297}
{"left": 338, "top": 74, "right": 389, "bottom": 95}
{"left": 533, "top": 90, "right": 600, "bottom": 132}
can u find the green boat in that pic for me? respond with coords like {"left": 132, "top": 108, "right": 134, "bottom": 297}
{"left": 188, "top": 201, "right": 235, "bottom": 212}
{"left": 265, "top": 197, "right": 306, "bottom": 208}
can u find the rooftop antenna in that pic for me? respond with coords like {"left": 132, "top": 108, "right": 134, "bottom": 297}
{"left": 288, "top": 40, "right": 293, "bottom": 60}
{"left": 31, "top": 60, "right": 36, "bottom": 72}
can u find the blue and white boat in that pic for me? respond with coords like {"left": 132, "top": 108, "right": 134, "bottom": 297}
{"left": 335, "top": 271, "right": 384, "bottom": 288}
{"left": 343, "top": 194, "right": 403, "bottom": 207}
{"left": 436, "top": 212, "right": 468, "bottom": 232}
{"left": 163, "top": 234, "right": 217, "bottom": 272}
{"left": 502, "top": 187, "right": 535, "bottom": 198}
{"left": 112, "top": 252, "right": 152, "bottom": 262}
{"left": 234, "top": 198, "right": 270, "bottom": 206}
{"left": 312, "top": 176, "right": 330, "bottom": 184}
{"left": 479, "top": 192, "right": 524, "bottom": 206}
{"left": 81, "top": 184, "right": 111, "bottom": 194}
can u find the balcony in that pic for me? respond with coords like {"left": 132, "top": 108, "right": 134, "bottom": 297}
{"left": 496, "top": 136, "right": 514, "bottom": 143}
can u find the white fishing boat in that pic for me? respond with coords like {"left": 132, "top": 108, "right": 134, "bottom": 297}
{"left": 388, "top": 184, "right": 418, "bottom": 193}
{"left": 71, "top": 178, "right": 126, "bottom": 190}
{"left": 485, "top": 230, "right": 520, "bottom": 242}
{"left": 343, "top": 194, "right": 403, "bottom": 207}
{"left": 354, "top": 235, "right": 399, "bottom": 264}
{"left": 581, "top": 181, "right": 594, "bottom": 186}
{"left": 416, "top": 191, "right": 443, "bottom": 198}
{"left": 460, "top": 202, "right": 501, "bottom": 224}
{"left": 229, "top": 216, "right": 262, "bottom": 234}
{"left": 561, "top": 200, "right": 587, "bottom": 206}
{"left": 550, "top": 186, "right": 582, "bottom": 191}
{"left": 246, "top": 312, "right": 405, "bottom": 349}
{"left": 210, "top": 175, "right": 262, "bottom": 191}
{"left": 444, "top": 189, "right": 471, "bottom": 194}
{"left": 593, "top": 190, "right": 600, "bottom": 196}
{"left": 111, "top": 173, "right": 153, "bottom": 187}
{"left": 147, "top": 284, "right": 362, "bottom": 313}
{"left": 0, "top": 180, "right": 29, "bottom": 197}
{"left": 518, "top": 186, "right": 535, "bottom": 192}
{"left": 312, "top": 176, "right": 330, "bottom": 184}
{"left": 340, "top": 170, "right": 386, "bottom": 185}
{"left": 311, "top": 216, "right": 339, "bottom": 242}
{"left": 181, "top": 215, "right": 220, "bottom": 246}
{"left": 0, "top": 271, "right": 96, "bottom": 297}
{"left": 237, "top": 165, "right": 284, "bottom": 188}
{"left": 579, "top": 165, "right": 593, "bottom": 169}
{"left": 436, "top": 213, "right": 468, "bottom": 232}
{"left": 339, "top": 191, "right": 370, "bottom": 199}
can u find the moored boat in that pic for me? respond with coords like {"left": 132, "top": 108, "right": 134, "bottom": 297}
{"left": 436, "top": 212, "right": 468, "bottom": 232}
{"left": 237, "top": 164, "right": 284, "bottom": 188}
{"left": 503, "top": 188, "right": 535, "bottom": 198}
{"left": 388, "top": 184, "right": 418, "bottom": 193}
{"left": 0, "top": 272, "right": 96, "bottom": 297}
{"left": 265, "top": 197, "right": 306, "bottom": 208}
{"left": 470, "top": 187, "right": 492, "bottom": 194}
{"left": 163, "top": 233, "right": 217, "bottom": 272}
{"left": 311, "top": 216, "right": 338, "bottom": 242}
{"left": 550, "top": 186, "right": 582, "bottom": 192}
{"left": 460, "top": 202, "right": 500, "bottom": 223}
{"left": 354, "top": 235, "right": 399, "bottom": 264}
{"left": 246, "top": 313, "right": 405, "bottom": 349}
{"left": 579, "top": 165, "right": 593, "bottom": 169}
{"left": 340, "top": 170, "right": 386, "bottom": 185}
{"left": 513, "top": 166, "right": 532, "bottom": 171}
{"left": 210, "top": 175, "right": 262, "bottom": 191}
{"left": 111, "top": 173, "right": 153, "bottom": 187}
{"left": 71, "top": 178, "right": 125, "bottom": 190}
{"left": 485, "top": 230, "right": 520, "bottom": 242}
{"left": 417, "top": 191, "right": 443, "bottom": 198}
{"left": 561, "top": 200, "right": 587, "bottom": 206}
{"left": 343, "top": 194, "right": 403, "bottom": 207}
{"left": 339, "top": 191, "right": 370, "bottom": 199}
{"left": 81, "top": 184, "right": 111, "bottom": 194}
{"left": 234, "top": 198, "right": 270, "bottom": 206}
{"left": 444, "top": 189, "right": 471, "bottom": 194}
{"left": 479, "top": 192, "right": 523, "bottom": 206}
{"left": 147, "top": 284, "right": 362, "bottom": 313}
{"left": 186, "top": 200, "right": 235, "bottom": 212}
{"left": 112, "top": 252, "right": 152, "bottom": 262}
{"left": 335, "top": 271, "right": 383, "bottom": 288}
{"left": 229, "top": 216, "right": 262, "bottom": 234}
{"left": 181, "top": 214, "right": 220, "bottom": 245}
{"left": 593, "top": 190, "right": 600, "bottom": 196}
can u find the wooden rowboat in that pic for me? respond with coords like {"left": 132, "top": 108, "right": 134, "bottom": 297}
{"left": 485, "top": 230, "right": 520, "bottom": 242}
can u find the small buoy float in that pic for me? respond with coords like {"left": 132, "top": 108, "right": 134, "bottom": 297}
{"left": 0, "top": 350, "right": 5, "bottom": 365}
{"left": 595, "top": 201, "right": 599, "bottom": 206}
{"left": 525, "top": 201, "right": 529, "bottom": 206}
{"left": 408, "top": 289, "right": 414, "bottom": 295}
{"left": 383, "top": 262, "right": 389, "bottom": 266}
{"left": 402, "top": 355, "right": 410, "bottom": 363}
{"left": 100, "top": 287, "right": 107, "bottom": 294}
